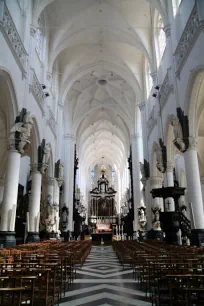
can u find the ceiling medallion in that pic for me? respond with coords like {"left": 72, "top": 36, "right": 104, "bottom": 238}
{"left": 97, "top": 79, "right": 107, "bottom": 86}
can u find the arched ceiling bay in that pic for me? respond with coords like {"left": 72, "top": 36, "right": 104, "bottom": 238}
{"left": 38, "top": 0, "right": 166, "bottom": 176}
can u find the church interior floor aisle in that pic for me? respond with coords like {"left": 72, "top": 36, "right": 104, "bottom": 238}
{"left": 60, "top": 245, "right": 151, "bottom": 306}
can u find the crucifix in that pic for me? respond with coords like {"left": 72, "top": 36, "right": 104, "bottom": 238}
{"left": 166, "top": 200, "right": 171, "bottom": 211}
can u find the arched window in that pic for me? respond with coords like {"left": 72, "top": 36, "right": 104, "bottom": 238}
{"left": 172, "top": 0, "right": 182, "bottom": 17}
{"left": 155, "top": 13, "right": 166, "bottom": 66}
{"left": 146, "top": 62, "right": 153, "bottom": 98}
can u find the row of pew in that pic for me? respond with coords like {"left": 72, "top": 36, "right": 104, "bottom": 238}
{"left": 0, "top": 240, "right": 91, "bottom": 305}
{"left": 113, "top": 240, "right": 204, "bottom": 306}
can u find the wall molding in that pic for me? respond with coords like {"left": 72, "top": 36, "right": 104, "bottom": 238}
{"left": 174, "top": 4, "right": 204, "bottom": 77}
{"left": 0, "top": 2, "right": 27, "bottom": 78}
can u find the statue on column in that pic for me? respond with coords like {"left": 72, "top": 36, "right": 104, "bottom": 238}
{"left": 40, "top": 143, "right": 51, "bottom": 173}
{"left": 138, "top": 206, "right": 147, "bottom": 230}
{"left": 60, "top": 206, "right": 69, "bottom": 231}
{"left": 41, "top": 194, "right": 59, "bottom": 233}
{"left": 10, "top": 111, "right": 34, "bottom": 153}
{"left": 152, "top": 207, "right": 162, "bottom": 231}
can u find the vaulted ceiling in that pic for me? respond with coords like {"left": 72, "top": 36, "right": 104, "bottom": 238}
{"left": 36, "top": 0, "right": 166, "bottom": 175}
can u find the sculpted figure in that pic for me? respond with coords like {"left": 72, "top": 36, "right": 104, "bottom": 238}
{"left": 40, "top": 142, "right": 51, "bottom": 173}
{"left": 138, "top": 207, "right": 147, "bottom": 230}
{"left": 152, "top": 207, "right": 162, "bottom": 231}
{"left": 61, "top": 206, "right": 69, "bottom": 231}
{"left": 11, "top": 112, "right": 34, "bottom": 154}
{"left": 59, "top": 162, "right": 64, "bottom": 179}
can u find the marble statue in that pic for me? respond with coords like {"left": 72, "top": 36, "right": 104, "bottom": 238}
{"left": 40, "top": 142, "right": 51, "bottom": 173}
{"left": 152, "top": 207, "right": 162, "bottom": 231}
{"left": 138, "top": 206, "right": 147, "bottom": 230}
{"left": 11, "top": 111, "right": 34, "bottom": 154}
{"left": 40, "top": 194, "right": 58, "bottom": 233}
{"left": 61, "top": 206, "right": 69, "bottom": 231}
{"left": 59, "top": 162, "right": 64, "bottom": 179}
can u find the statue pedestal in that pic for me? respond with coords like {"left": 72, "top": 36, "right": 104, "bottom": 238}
{"left": 190, "top": 229, "right": 204, "bottom": 246}
{"left": 27, "top": 232, "right": 40, "bottom": 243}
{"left": 147, "top": 229, "right": 163, "bottom": 241}
{"left": 0, "top": 232, "right": 16, "bottom": 248}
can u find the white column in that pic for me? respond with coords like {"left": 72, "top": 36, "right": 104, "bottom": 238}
{"left": 150, "top": 176, "right": 164, "bottom": 211}
{"left": 64, "top": 134, "right": 75, "bottom": 232}
{"left": 0, "top": 178, "right": 4, "bottom": 203}
{"left": 184, "top": 137, "right": 204, "bottom": 229}
{"left": 28, "top": 164, "right": 42, "bottom": 232}
{"left": 47, "top": 177, "right": 55, "bottom": 199}
{"left": 131, "top": 134, "right": 142, "bottom": 231}
{"left": 0, "top": 149, "right": 21, "bottom": 231}
{"left": 54, "top": 179, "right": 63, "bottom": 233}
{"left": 165, "top": 161, "right": 175, "bottom": 211}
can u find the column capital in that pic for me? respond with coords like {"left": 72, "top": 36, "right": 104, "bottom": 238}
{"left": 47, "top": 177, "right": 55, "bottom": 186}
{"left": 46, "top": 72, "right": 52, "bottom": 82}
{"left": 188, "top": 136, "right": 198, "bottom": 151}
{"left": 163, "top": 24, "right": 171, "bottom": 37}
{"left": 64, "top": 134, "right": 76, "bottom": 141}
{"left": 150, "top": 72, "right": 157, "bottom": 84}
{"left": 167, "top": 161, "right": 174, "bottom": 171}
{"left": 150, "top": 176, "right": 163, "bottom": 188}
{"left": 30, "top": 163, "right": 41, "bottom": 173}
{"left": 138, "top": 102, "right": 146, "bottom": 111}
{"left": 131, "top": 133, "right": 141, "bottom": 141}
{"left": 30, "top": 25, "right": 37, "bottom": 37}
{"left": 58, "top": 103, "right": 64, "bottom": 109}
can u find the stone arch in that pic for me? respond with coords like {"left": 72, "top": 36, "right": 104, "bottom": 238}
{"left": 0, "top": 69, "right": 19, "bottom": 178}
{"left": 184, "top": 66, "right": 204, "bottom": 137}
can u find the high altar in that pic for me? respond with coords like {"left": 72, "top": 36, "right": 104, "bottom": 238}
{"left": 89, "top": 170, "right": 117, "bottom": 241}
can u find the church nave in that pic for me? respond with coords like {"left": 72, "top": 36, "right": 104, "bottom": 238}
{"left": 60, "top": 246, "right": 151, "bottom": 306}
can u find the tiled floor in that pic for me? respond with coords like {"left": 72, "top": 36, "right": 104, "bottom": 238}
{"left": 60, "top": 245, "right": 151, "bottom": 306}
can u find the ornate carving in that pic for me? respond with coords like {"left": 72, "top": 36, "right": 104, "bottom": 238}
{"left": 148, "top": 105, "right": 157, "bottom": 137}
{"left": 160, "top": 70, "right": 173, "bottom": 109}
{"left": 47, "top": 177, "right": 55, "bottom": 186}
{"left": 152, "top": 206, "right": 162, "bottom": 231}
{"left": 47, "top": 108, "right": 57, "bottom": 138}
{"left": 10, "top": 109, "right": 34, "bottom": 154}
{"left": 55, "top": 159, "right": 64, "bottom": 187}
{"left": 40, "top": 142, "right": 51, "bottom": 174}
{"left": 174, "top": 5, "right": 203, "bottom": 75}
{"left": 140, "top": 159, "right": 150, "bottom": 187}
{"left": 169, "top": 108, "right": 189, "bottom": 153}
{"left": 41, "top": 194, "right": 58, "bottom": 233}
{"left": 163, "top": 24, "right": 171, "bottom": 38}
{"left": 60, "top": 206, "right": 69, "bottom": 232}
{"left": 188, "top": 136, "right": 197, "bottom": 151}
{"left": 138, "top": 206, "right": 147, "bottom": 230}
{"left": 29, "top": 69, "right": 45, "bottom": 113}
{"left": 153, "top": 139, "right": 167, "bottom": 173}
{"left": 0, "top": 2, "right": 28, "bottom": 77}
{"left": 138, "top": 102, "right": 145, "bottom": 111}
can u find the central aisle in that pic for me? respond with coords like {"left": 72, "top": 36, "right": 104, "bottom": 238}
{"left": 60, "top": 245, "right": 151, "bottom": 306}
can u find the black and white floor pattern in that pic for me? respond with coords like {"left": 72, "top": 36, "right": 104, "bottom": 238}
{"left": 60, "top": 245, "right": 151, "bottom": 306}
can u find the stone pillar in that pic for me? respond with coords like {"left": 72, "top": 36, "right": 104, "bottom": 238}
{"left": 184, "top": 137, "right": 204, "bottom": 229}
{"left": 54, "top": 178, "right": 63, "bottom": 234}
{"left": 64, "top": 134, "right": 75, "bottom": 234}
{"left": 131, "top": 134, "right": 142, "bottom": 231}
{"left": 165, "top": 161, "right": 175, "bottom": 211}
{"left": 0, "top": 178, "right": 4, "bottom": 203}
{"left": 149, "top": 176, "right": 164, "bottom": 239}
{"left": 27, "top": 164, "right": 42, "bottom": 243}
{"left": 150, "top": 176, "right": 164, "bottom": 211}
{"left": 0, "top": 148, "right": 21, "bottom": 247}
